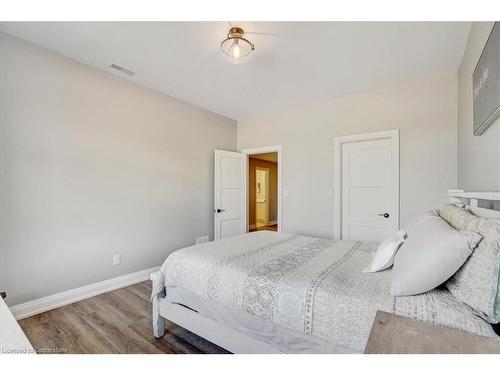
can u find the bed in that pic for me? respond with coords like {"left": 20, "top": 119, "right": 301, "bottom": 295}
{"left": 150, "top": 190, "right": 500, "bottom": 353}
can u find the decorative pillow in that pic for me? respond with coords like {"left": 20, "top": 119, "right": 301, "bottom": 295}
{"left": 439, "top": 203, "right": 500, "bottom": 323}
{"left": 363, "top": 230, "right": 407, "bottom": 273}
{"left": 404, "top": 209, "right": 439, "bottom": 234}
{"left": 390, "top": 215, "right": 482, "bottom": 296}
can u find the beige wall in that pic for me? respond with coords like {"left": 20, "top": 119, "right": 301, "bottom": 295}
{"left": 238, "top": 72, "right": 458, "bottom": 238}
{"left": 248, "top": 157, "right": 278, "bottom": 226}
{"left": 0, "top": 32, "right": 237, "bottom": 305}
{"left": 457, "top": 22, "right": 500, "bottom": 191}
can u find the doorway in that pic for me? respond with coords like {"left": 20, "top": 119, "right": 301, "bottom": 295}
{"left": 213, "top": 146, "right": 281, "bottom": 240}
{"left": 333, "top": 130, "right": 399, "bottom": 242}
{"left": 243, "top": 146, "right": 281, "bottom": 233}
{"left": 255, "top": 167, "right": 270, "bottom": 229}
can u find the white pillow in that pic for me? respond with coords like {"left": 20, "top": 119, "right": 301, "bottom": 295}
{"left": 405, "top": 209, "right": 439, "bottom": 234}
{"left": 363, "top": 230, "right": 407, "bottom": 273}
{"left": 390, "top": 216, "right": 482, "bottom": 296}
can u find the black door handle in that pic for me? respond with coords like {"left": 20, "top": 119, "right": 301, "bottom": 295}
{"left": 378, "top": 213, "right": 390, "bottom": 218}
{"left": 215, "top": 208, "right": 226, "bottom": 213}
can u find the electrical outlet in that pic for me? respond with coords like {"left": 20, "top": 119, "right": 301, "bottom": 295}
{"left": 195, "top": 236, "right": 210, "bottom": 245}
{"left": 112, "top": 254, "right": 121, "bottom": 266}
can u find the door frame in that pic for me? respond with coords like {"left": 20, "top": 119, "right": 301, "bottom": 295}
{"left": 241, "top": 145, "right": 282, "bottom": 232}
{"left": 333, "top": 129, "right": 399, "bottom": 239}
{"left": 255, "top": 167, "right": 270, "bottom": 227}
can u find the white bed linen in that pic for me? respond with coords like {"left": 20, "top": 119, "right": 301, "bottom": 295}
{"left": 155, "top": 231, "right": 498, "bottom": 352}
{"left": 165, "top": 286, "right": 356, "bottom": 353}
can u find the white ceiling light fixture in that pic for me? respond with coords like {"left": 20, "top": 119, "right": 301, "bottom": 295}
{"left": 221, "top": 27, "right": 254, "bottom": 61}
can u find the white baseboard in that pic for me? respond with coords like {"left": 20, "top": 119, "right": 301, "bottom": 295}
{"left": 10, "top": 266, "right": 160, "bottom": 320}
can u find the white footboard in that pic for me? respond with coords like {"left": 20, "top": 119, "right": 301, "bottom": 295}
{"left": 150, "top": 271, "right": 166, "bottom": 338}
{"left": 158, "top": 298, "right": 284, "bottom": 354}
{"left": 149, "top": 271, "right": 348, "bottom": 353}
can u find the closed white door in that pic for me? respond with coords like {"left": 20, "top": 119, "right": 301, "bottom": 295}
{"left": 339, "top": 133, "right": 399, "bottom": 241}
{"left": 255, "top": 168, "right": 269, "bottom": 227}
{"left": 214, "top": 150, "right": 247, "bottom": 240}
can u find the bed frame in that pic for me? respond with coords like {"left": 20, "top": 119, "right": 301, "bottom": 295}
{"left": 448, "top": 189, "right": 500, "bottom": 216}
{"left": 151, "top": 190, "right": 500, "bottom": 353}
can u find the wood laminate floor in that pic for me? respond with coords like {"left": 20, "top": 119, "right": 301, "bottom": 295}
{"left": 19, "top": 281, "right": 229, "bottom": 354}
{"left": 249, "top": 224, "right": 278, "bottom": 232}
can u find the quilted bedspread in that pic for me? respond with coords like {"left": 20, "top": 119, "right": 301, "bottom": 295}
{"left": 159, "top": 231, "right": 498, "bottom": 351}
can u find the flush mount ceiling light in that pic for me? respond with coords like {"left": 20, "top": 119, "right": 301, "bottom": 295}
{"left": 221, "top": 27, "right": 254, "bottom": 60}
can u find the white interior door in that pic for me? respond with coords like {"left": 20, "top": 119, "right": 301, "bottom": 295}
{"left": 338, "top": 132, "right": 399, "bottom": 242}
{"left": 214, "top": 150, "right": 246, "bottom": 240}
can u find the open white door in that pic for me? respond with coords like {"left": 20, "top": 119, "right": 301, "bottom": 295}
{"left": 214, "top": 150, "right": 247, "bottom": 240}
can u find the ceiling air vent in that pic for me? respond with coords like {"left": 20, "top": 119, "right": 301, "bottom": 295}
{"left": 109, "top": 64, "right": 136, "bottom": 77}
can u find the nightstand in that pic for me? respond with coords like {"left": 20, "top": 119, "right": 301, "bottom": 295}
{"left": 365, "top": 311, "right": 500, "bottom": 354}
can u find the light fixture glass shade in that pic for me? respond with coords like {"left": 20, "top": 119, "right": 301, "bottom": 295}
{"left": 221, "top": 27, "right": 254, "bottom": 60}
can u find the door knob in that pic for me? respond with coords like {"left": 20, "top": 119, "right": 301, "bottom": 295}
{"left": 215, "top": 208, "right": 226, "bottom": 213}
{"left": 378, "top": 213, "right": 390, "bottom": 219}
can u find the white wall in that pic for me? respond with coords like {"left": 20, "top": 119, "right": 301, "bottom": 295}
{"left": 0, "top": 33, "right": 237, "bottom": 305}
{"left": 238, "top": 72, "right": 458, "bottom": 238}
{"left": 457, "top": 22, "right": 500, "bottom": 191}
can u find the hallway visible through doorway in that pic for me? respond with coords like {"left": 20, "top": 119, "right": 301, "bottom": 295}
{"left": 248, "top": 152, "right": 278, "bottom": 232}
{"left": 249, "top": 224, "right": 277, "bottom": 232}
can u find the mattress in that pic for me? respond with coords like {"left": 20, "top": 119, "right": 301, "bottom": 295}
{"left": 156, "top": 231, "right": 498, "bottom": 353}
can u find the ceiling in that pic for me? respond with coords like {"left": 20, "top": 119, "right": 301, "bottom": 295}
{"left": 0, "top": 22, "right": 471, "bottom": 120}
{"left": 250, "top": 153, "right": 278, "bottom": 163}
